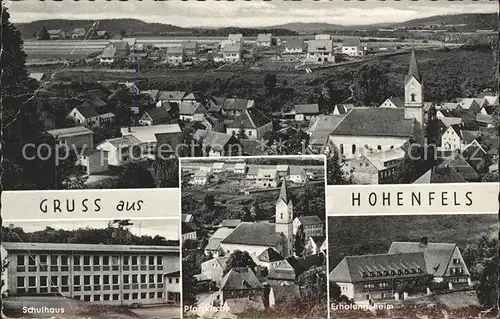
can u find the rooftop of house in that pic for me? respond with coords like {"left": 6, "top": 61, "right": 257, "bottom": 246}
{"left": 437, "top": 153, "right": 479, "bottom": 180}
{"left": 258, "top": 248, "right": 283, "bottom": 263}
{"left": 166, "top": 46, "right": 184, "bottom": 55}
{"left": 458, "top": 98, "right": 479, "bottom": 110}
{"left": 72, "top": 28, "right": 87, "bottom": 34}
{"left": 228, "top": 33, "right": 244, "bottom": 40}
{"left": 179, "top": 101, "right": 206, "bottom": 115}
{"left": 211, "top": 227, "right": 234, "bottom": 240}
{"left": 234, "top": 162, "right": 247, "bottom": 169}
{"left": 331, "top": 107, "right": 415, "bottom": 138}
{"left": 158, "top": 91, "right": 186, "bottom": 101}
{"left": 223, "top": 98, "right": 254, "bottom": 110}
{"left": 257, "top": 168, "right": 278, "bottom": 179}
{"left": 227, "top": 108, "right": 271, "bottom": 129}
{"left": 48, "top": 29, "right": 64, "bottom": 35}
{"left": 296, "top": 215, "right": 323, "bottom": 226}
{"left": 295, "top": 104, "right": 320, "bottom": 114}
{"left": 389, "top": 241, "right": 466, "bottom": 277}
{"left": 413, "top": 166, "right": 467, "bottom": 184}
{"left": 329, "top": 252, "right": 427, "bottom": 283}
{"left": 142, "top": 107, "right": 170, "bottom": 122}
{"left": 223, "top": 297, "right": 265, "bottom": 314}
{"left": 181, "top": 213, "right": 194, "bottom": 223}
{"left": 257, "top": 33, "right": 272, "bottom": 42}
{"left": 120, "top": 124, "right": 181, "bottom": 144}
{"left": 74, "top": 105, "right": 100, "bottom": 118}
{"left": 287, "top": 255, "right": 325, "bottom": 278}
{"left": 46, "top": 126, "right": 93, "bottom": 138}
{"left": 181, "top": 41, "right": 198, "bottom": 49}
{"left": 29, "top": 72, "right": 46, "bottom": 81}
{"left": 99, "top": 135, "right": 142, "bottom": 149}
{"left": 286, "top": 38, "right": 304, "bottom": 50}
{"left": 439, "top": 116, "right": 463, "bottom": 127}
{"left": 476, "top": 113, "right": 494, "bottom": 124}
{"left": 220, "top": 267, "right": 264, "bottom": 291}
{"left": 222, "top": 43, "right": 243, "bottom": 53}
{"left": 267, "top": 259, "right": 296, "bottom": 281}
{"left": 307, "top": 114, "right": 344, "bottom": 134}
{"left": 101, "top": 47, "right": 117, "bottom": 59}
{"left": 310, "top": 236, "right": 326, "bottom": 247}
{"left": 193, "top": 169, "right": 211, "bottom": 178}
{"left": 221, "top": 222, "right": 282, "bottom": 246}
{"left": 381, "top": 97, "right": 405, "bottom": 108}
{"left": 343, "top": 37, "right": 362, "bottom": 46}
{"left": 194, "top": 130, "right": 237, "bottom": 150}
{"left": 307, "top": 39, "right": 333, "bottom": 53}
{"left": 2, "top": 242, "right": 178, "bottom": 253}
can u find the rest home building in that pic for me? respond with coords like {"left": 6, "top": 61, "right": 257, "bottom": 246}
{"left": 2, "top": 242, "right": 180, "bottom": 307}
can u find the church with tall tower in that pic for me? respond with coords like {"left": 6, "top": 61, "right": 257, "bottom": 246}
{"left": 404, "top": 49, "right": 424, "bottom": 126}
{"left": 275, "top": 178, "right": 294, "bottom": 258}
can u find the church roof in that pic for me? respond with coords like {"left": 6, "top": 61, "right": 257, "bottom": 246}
{"left": 220, "top": 222, "right": 283, "bottom": 246}
{"left": 407, "top": 49, "right": 420, "bottom": 83}
{"left": 277, "top": 178, "right": 291, "bottom": 204}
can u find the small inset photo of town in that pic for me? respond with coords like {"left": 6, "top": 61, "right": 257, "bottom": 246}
{"left": 1, "top": 219, "right": 181, "bottom": 319}
{"left": 328, "top": 214, "right": 497, "bottom": 318}
{"left": 181, "top": 155, "right": 328, "bottom": 318}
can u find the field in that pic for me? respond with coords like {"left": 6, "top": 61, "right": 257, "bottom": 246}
{"left": 327, "top": 214, "right": 498, "bottom": 270}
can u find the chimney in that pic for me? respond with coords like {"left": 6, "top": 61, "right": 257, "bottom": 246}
{"left": 419, "top": 237, "right": 428, "bottom": 247}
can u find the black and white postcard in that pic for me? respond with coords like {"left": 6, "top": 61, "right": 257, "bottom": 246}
{"left": 180, "top": 156, "right": 328, "bottom": 318}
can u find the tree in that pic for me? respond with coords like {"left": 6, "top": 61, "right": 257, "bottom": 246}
{"left": 326, "top": 154, "right": 352, "bottom": 185}
{"left": 242, "top": 207, "right": 253, "bottom": 222}
{"left": 353, "top": 63, "right": 391, "bottom": 105}
{"left": 237, "top": 127, "right": 248, "bottom": 139}
{"left": 264, "top": 73, "right": 277, "bottom": 93}
{"left": 115, "top": 162, "right": 156, "bottom": 188}
{"left": 329, "top": 282, "right": 341, "bottom": 301}
{"left": 37, "top": 25, "right": 50, "bottom": 40}
{"left": 482, "top": 171, "right": 499, "bottom": 182}
{"left": 151, "top": 158, "right": 179, "bottom": 188}
{"left": 294, "top": 225, "right": 306, "bottom": 257}
{"left": 298, "top": 267, "right": 328, "bottom": 302}
{"left": 474, "top": 237, "right": 498, "bottom": 309}
{"left": 250, "top": 201, "right": 266, "bottom": 221}
{"left": 63, "top": 171, "right": 89, "bottom": 189}
{"left": 1, "top": 256, "right": 9, "bottom": 318}
{"left": 204, "top": 194, "right": 215, "bottom": 210}
{"left": 222, "top": 250, "right": 257, "bottom": 276}
{"left": 425, "top": 105, "right": 441, "bottom": 165}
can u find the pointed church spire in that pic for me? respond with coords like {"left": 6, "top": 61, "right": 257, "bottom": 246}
{"left": 408, "top": 49, "right": 420, "bottom": 82}
{"left": 278, "top": 178, "right": 290, "bottom": 204}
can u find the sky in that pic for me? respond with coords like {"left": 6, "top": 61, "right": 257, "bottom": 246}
{"left": 7, "top": 219, "right": 180, "bottom": 241}
{"left": 5, "top": 0, "right": 498, "bottom": 28}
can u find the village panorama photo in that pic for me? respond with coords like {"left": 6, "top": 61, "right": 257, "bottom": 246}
{"left": 2, "top": 1, "right": 498, "bottom": 190}
{"left": 180, "top": 155, "right": 328, "bottom": 318}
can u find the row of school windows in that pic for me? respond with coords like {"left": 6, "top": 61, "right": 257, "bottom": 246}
{"left": 339, "top": 144, "right": 395, "bottom": 155}
{"left": 74, "top": 291, "right": 165, "bottom": 302}
{"left": 17, "top": 254, "right": 164, "bottom": 266}
{"left": 17, "top": 274, "right": 178, "bottom": 288}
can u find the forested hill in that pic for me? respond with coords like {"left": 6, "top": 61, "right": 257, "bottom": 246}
{"left": 1, "top": 222, "right": 179, "bottom": 246}
{"left": 16, "top": 18, "right": 298, "bottom": 38}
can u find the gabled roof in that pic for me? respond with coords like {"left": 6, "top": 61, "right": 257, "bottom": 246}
{"left": 413, "top": 167, "right": 467, "bottom": 184}
{"left": 220, "top": 267, "right": 263, "bottom": 291}
{"left": 257, "top": 168, "right": 277, "bottom": 179}
{"left": 389, "top": 242, "right": 466, "bottom": 277}
{"left": 331, "top": 107, "right": 414, "bottom": 138}
{"left": 406, "top": 49, "right": 421, "bottom": 83}
{"left": 343, "top": 37, "right": 361, "bottom": 46}
{"left": 439, "top": 117, "right": 462, "bottom": 127}
{"left": 448, "top": 125, "right": 462, "bottom": 139}
{"left": 211, "top": 227, "right": 234, "bottom": 240}
{"left": 194, "top": 130, "right": 237, "bottom": 149}
{"left": 307, "top": 39, "right": 333, "bottom": 53}
{"left": 483, "top": 95, "right": 498, "bottom": 106}
{"left": 212, "top": 162, "right": 225, "bottom": 170}
{"left": 458, "top": 98, "right": 479, "bottom": 110}
{"left": 166, "top": 46, "right": 184, "bottom": 55}
{"left": 380, "top": 97, "right": 405, "bottom": 108}
{"left": 257, "top": 248, "right": 283, "bottom": 262}
{"left": 437, "top": 153, "right": 479, "bottom": 181}
{"left": 222, "top": 98, "right": 253, "bottom": 110}
{"left": 181, "top": 41, "right": 198, "bottom": 49}
{"left": 204, "top": 238, "right": 223, "bottom": 251}
{"left": 75, "top": 105, "right": 100, "bottom": 118}
{"left": 80, "top": 94, "right": 107, "bottom": 108}
{"left": 257, "top": 33, "right": 272, "bottom": 42}
{"left": 287, "top": 255, "right": 324, "bottom": 278}
{"left": 46, "top": 126, "right": 93, "bottom": 138}
{"left": 221, "top": 222, "right": 282, "bottom": 246}
{"left": 267, "top": 259, "right": 296, "bottom": 281}
{"left": 98, "top": 135, "right": 142, "bottom": 149}
{"left": 193, "top": 169, "right": 210, "bottom": 178}
{"left": 329, "top": 252, "right": 426, "bottom": 283}
{"left": 310, "top": 236, "right": 326, "bottom": 248}
{"left": 227, "top": 108, "right": 271, "bottom": 129}
{"left": 461, "top": 130, "right": 480, "bottom": 145}
{"left": 158, "top": 91, "right": 186, "bottom": 101}
{"left": 296, "top": 215, "right": 323, "bottom": 226}
{"left": 307, "top": 114, "right": 344, "bottom": 134}
{"left": 202, "top": 256, "right": 229, "bottom": 269}
{"left": 277, "top": 178, "right": 291, "bottom": 204}
{"left": 48, "top": 29, "right": 64, "bottom": 35}
{"left": 29, "top": 73, "right": 46, "bottom": 81}
{"left": 295, "top": 104, "right": 319, "bottom": 114}
{"left": 222, "top": 43, "right": 242, "bottom": 53}
{"left": 179, "top": 101, "right": 205, "bottom": 115}
{"left": 101, "top": 47, "right": 116, "bottom": 59}
{"left": 286, "top": 38, "right": 304, "bottom": 50}
{"left": 121, "top": 124, "right": 181, "bottom": 143}
{"left": 476, "top": 113, "right": 493, "bottom": 125}
{"left": 234, "top": 162, "right": 247, "bottom": 170}
{"left": 72, "top": 28, "right": 87, "bottom": 35}
{"left": 142, "top": 108, "right": 170, "bottom": 123}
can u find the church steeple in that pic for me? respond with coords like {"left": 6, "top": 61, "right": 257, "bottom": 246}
{"left": 277, "top": 178, "right": 290, "bottom": 205}
{"left": 275, "top": 177, "right": 294, "bottom": 258}
{"left": 406, "top": 49, "right": 421, "bottom": 83}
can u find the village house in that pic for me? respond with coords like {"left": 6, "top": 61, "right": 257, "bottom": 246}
{"left": 379, "top": 97, "right": 405, "bottom": 108}
{"left": 67, "top": 105, "right": 114, "bottom": 128}
{"left": 330, "top": 50, "right": 424, "bottom": 160}
{"left": 194, "top": 130, "right": 243, "bottom": 157}
{"left": 342, "top": 38, "right": 365, "bottom": 57}
{"left": 306, "top": 39, "right": 334, "bottom": 63}
{"left": 440, "top": 125, "right": 462, "bottom": 152}
{"left": 219, "top": 267, "right": 265, "bottom": 305}
{"left": 222, "top": 43, "right": 243, "bottom": 63}
{"left": 227, "top": 33, "right": 244, "bottom": 45}
{"left": 192, "top": 169, "right": 211, "bottom": 186}
{"left": 222, "top": 99, "right": 255, "bottom": 117}
{"left": 293, "top": 216, "right": 324, "bottom": 239}
{"left": 95, "top": 135, "right": 142, "bottom": 166}
{"left": 267, "top": 259, "right": 297, "bottom": 284}
{"left": 71, "top": 28, "right": 87, "bottom": 39}
{"left": 48, "top": 29, "right": 66, "bottom": 40}
{"left": 181, "top": 41, "right": 199, "bottom": 56}
{"left": 439, "top": 116, "right": 463, "bottom": 128}
{"left": 288, "top": 166, "right": 308, "bottom": 184}
{"left": 253, "top": 248, "right": 284, "bottom": 272}
{"left": 315, "top": 34, "right": 331, "bottom": 40}
{"left": 306, "top": 114, "right": 344, "bottom": 154}
{"left": 276, "top": 164, "right": 289, "bottom": 177}
{"left": 226, "top": 108, "right": 273, "bottom": 140}
{"left": 164, "top": 271, "right": 181, "bottom": 305}
{"left": 204, "top": 228, "right": 234, "bottom": 257}
{"left": 182, "top": 222, "right": 197, "bottom": 242}
{"left": 157, "top": 91, "right": 186, "bottom": 109}
{"left": 284, "top": 38, "right": 304, "bottom": 53}
{"left": 256, "top": 169, "right": 279, "bottom": 188}
{"left": 201, "top": 257, "right": 229, "bottom": 286}
{"left": 437, "top": 153, "right": 480, "bottom": 182}
{"left": 28, "top": 72, "right": 47, "bottom": 82}
{"left": 139, "top": 108, "right": 170, "bottom": 126}
{"left": 94, "top": 30, "right": 111, "bottom": 39}
{"left": 179, "top": 101, "right": 207, "bottom": 122}
{"left": 212, "top": 162, "right": 225, "bottom": 173}
{"left": 457, "top": 98, "right": 482, "bottom": 113}
{"left": 46, "top": 126, "right": 94, "bottom": 150}
{"left": 166, "top": 46, "right": 185, "bottom": 65}
{"left": 234, "top": 162, "right": 247, "bottom": 174}
{"left": 476, "top": 113, "right": 494, "bottom": 128}
{"left": 304, "top": 236, "right": 327, "bottom": 256}
{"left": 78, "top": 148, "right": 109, "bottom": 175}
{"left": 413, "top": 166, "right": 467, "bottom": 184}
{"left": 256, "top": 33, "right": 272, "bottom": 47}
{"left": 2, "top": 242, "right": 179, "bottom": 306}
{"left": 294, "top": 104, "right": 320, "bottom": 122}
{"left": 269, "top": 285, "right": 301, "bottom": 308}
